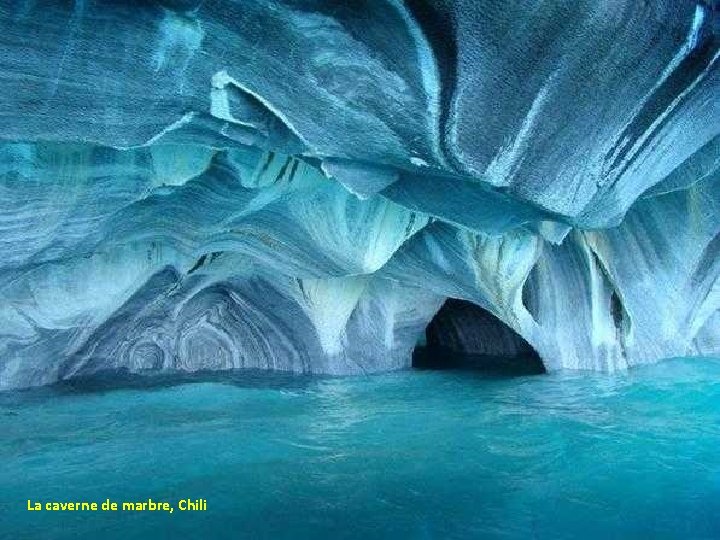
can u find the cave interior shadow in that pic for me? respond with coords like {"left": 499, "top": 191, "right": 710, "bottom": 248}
{"left": 412, "top": 298, "right": 546, "bottom": 376}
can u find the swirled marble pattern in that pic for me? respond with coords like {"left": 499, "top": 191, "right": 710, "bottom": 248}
{"left": 0, "top": 1, "right": 718, "bottom": 387}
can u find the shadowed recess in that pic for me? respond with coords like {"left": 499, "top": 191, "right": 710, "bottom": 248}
{"left": 413, "top": 299, "right": 546, "bottom": 374}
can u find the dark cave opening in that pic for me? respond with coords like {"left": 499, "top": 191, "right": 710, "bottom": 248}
{"left": 413, "top": 299, "right": 546, "bottom": 375}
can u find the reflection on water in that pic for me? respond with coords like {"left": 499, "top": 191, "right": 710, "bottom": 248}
{"left": 1, "top": 358, "right": 719, "bottom": 539}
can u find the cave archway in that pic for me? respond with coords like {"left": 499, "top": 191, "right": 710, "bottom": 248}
{"left": 413, "top": 299, "right": 545, "bottom": 375}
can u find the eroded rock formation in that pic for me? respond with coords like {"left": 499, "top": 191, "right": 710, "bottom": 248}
{"left": 0, "top": 0, "right": 718, "bottom": 387}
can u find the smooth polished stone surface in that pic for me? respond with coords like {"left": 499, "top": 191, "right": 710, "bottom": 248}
{"left": 0, "top": 1, "right": 718, "bottom": 386}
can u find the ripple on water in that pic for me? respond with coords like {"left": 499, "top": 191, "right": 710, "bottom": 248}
{"left": 1, "top": 357, "right": 719, "bottom": 539}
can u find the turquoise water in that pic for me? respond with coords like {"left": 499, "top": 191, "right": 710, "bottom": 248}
{"left": 2, "top": 358, "right": 719, "bottom": 539}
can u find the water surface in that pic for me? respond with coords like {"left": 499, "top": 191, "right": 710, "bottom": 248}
{"left": 2, "top": 358, "right": 719, "bottom": 539}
